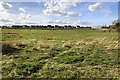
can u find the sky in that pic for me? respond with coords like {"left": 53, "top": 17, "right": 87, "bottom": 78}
{"left": 0, "top": 0, "right": 119, "bottom": 27}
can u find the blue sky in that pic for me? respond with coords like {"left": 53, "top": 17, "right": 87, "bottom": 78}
{"left": 0, "top": 1, "right": 118, "bottom": 27}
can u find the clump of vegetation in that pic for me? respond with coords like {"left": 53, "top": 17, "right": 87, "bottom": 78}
{"left": 16, "top": 61, "right": 45, "bottom": 77}
{"left": 62, "top": 41, "right": 75, "bottom": 48}
{"left": 39, "top": 44, "right": 53, "bottom": 49}
{"left": 16, "top": 43, "right": 28, "bottom": 48}
{"left": 39, "top": 62, "right": 78, "bottom": 78}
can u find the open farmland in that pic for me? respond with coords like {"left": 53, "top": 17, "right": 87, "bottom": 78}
{"left": 1, "top": 29, "right": 119, "bottom": 79}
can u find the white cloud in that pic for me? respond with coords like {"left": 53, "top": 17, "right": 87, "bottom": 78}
{"left": 2, "top": 2, "right": 12, "bottom": 9}
{"left": 19, "top": 13, "right": 31, "bottom": 19}
{"left": 0, "top": 1, "right": 13, "bottom": 26}
{"left": 43, "top": 1, "right": 81, "bottom": 17}
{"left": 0, "top": 1, "right": 31, "bottom": 26}
{"left": 88, "top": 2, "right": 102, "bottom": 12}
{"left": 58, "top": 2, "right": 77, "bottom": 10}
{"left": 75, "top": 20, "right": 91, "bottom": 26}
{"left": 0, "top": 18, "right": 14, "bottom": 26}
{"left": 55, "top": 0, "right": 84, "bottom": 2}
{"left": 0, "top": 2, "right": 32, "bottom": 26}
{"left": 47, "top": 20, "right": 69, "bottom": 24}
{"left": 0, "top": 1, "right": 12, "bottom": 10}
{"left": 0, "top": 2, "right": 4, "bottom": 10}
{"left": 19, "top": 7, "right": 26, "bottom": 12}
{"left": 67, "top": 11, "right": 81, "bottom": 17}
{"left": 0, "top": 10, "right": 10, "bottom": 19}
{"left": 18, "top": 7, "right": 31, "bottom": 20}
{"left": 43, "top": 9, "right": 80, "bottom": 17}
{"left": 0, "top": 19, "right": 13, "bottom": 22}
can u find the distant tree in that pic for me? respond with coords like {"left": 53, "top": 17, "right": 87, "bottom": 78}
{"left": 76, "top": 25, "right": 80, "bottom": 28}
{"left": 111, "top": 20, "right": 120, "bottom": 31}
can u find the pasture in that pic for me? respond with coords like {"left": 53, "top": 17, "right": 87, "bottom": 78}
{"left": 1, "top": 29, "right": 119, "bottom": 79}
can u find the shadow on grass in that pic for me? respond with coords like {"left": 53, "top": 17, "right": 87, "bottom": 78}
{"left": 2, "top": 43, "right": 21, "bottom": 55}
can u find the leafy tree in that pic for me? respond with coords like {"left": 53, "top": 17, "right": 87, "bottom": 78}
{"left": 111, "top": 20, "right": 120, "bottom": 31}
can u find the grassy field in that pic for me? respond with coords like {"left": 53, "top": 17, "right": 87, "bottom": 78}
{"left": 1, "top": 29, "right": 119, "bottom": 79}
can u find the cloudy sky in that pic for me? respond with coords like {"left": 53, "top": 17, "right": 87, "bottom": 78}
{"left": 0, "top": 0, "right": 118, "bottom": 27}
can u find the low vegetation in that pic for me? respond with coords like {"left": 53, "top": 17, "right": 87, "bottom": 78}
{"left": 1, "top": 29, "right": 119, "bottom": 79}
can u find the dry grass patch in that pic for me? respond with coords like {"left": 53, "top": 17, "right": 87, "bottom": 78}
{"left": 38, "top": 43, "right": 53, "bottom": 49}
{"left": 62, "top": 41, "right": 75, "bottom": 48}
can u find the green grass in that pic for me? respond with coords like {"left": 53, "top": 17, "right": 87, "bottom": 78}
{"left": 1, "top": 29, "right": 119, "bottom": 79}
{"left": 2, "top": 29, "right": 118, "bottom": 41}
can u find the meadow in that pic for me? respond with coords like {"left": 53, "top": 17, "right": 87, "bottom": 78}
{"left": 1, "top": 29, "right": 119, "bottom": 79}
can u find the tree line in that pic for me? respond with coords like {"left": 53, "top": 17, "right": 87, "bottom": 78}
{"left": 1, "top": 20, "right": 119, "bottom": 31}
{"left": 1, "top": 25, "right": 92, "bottom": 29}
